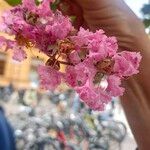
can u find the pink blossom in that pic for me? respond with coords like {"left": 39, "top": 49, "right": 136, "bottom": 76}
{"left": 106, "top": 37, "right": 118, "bottom": 57}
{"left": 97, "top": 88, "right": 112, "bottom": 104}
{"left": 38, "top": 0, "right": 53, "bottom": 17}
{"left": 76, "top": 85, "right": 111, "bottom": 111}
{"left": 113, "top": 52, "right": 142, "bottom": 77}
{"left": 70, "top": 28, "right": 93, "bottom": 47}
{"left": 71, "top": 28, "right": 118, "bottom": 62}
{"left": 76, "top": 86, "right": 101, "bottom": 110}
{"left": 22, "top": 0, "right": 37, "bottom": 12}
{"left": 22, "top": 0, "right": 53, "bottom": 16}
{"left": 88, "top": 36, "right": 118, "bottom": 60}
{"left": 0, "top": 36, "right": 27, "bottom": 61}
{"left": 2, "top": 37, "right": 27, "bottom": 64}
{"left": 0, "top": 0, "right": 142, "bottom": 111}
{"left": 47, "top": 11, "right": 72, "bottom": 40}
{"left": 87, "top": 32, "right": 106, "bottom": 52}
{"left": 38, "top": 65, "right": 62, "bottom": 90}
{"left": 120, "top": 51, "right": 142, "bottom": 70}
{"left": 65, "top": 66, "right": 77, "bottom": 87}
{"left": 69, "top": 51, "right": 81, "bottom": 65}
{"left": 76, "top": 86, "right": 98, "bottom": 102}
{"left": 0, "top": 37, "right": 19, "bottom": 53}
{"left": 107, "top": 75, "right": 125, "bottom": 97}
{"left": 12, "top": 46, "right": 27, "bottom": 62}
{"left": 0, "top": 36, "right": 6, "bottom": 47}
{"left": 74, "top": 63, "right": 89, "bottom": 86}
{"left": 0, "top": 22, "right": 12, "bottom": 34}
{"left": 65, "top": 63, "right": 89, "bottom": 87}
{"left": 71, "top": 27, "right": 104, "bottom": 49}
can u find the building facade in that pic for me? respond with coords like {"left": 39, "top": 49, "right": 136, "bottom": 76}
{"left": 0, "top": 1, "right": 48, "bottom": 89}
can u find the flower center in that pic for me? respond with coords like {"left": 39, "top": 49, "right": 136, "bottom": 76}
{"left": 15, "top": 33, "right": 34, "bottom": 49}
{"left": 46, "top": 57, "right": 60, "bottom": 70}
{"left": 95, "top": 58, "right": 114, "bottom": 74}
{"left": 23, "top": 11, "right": 39, "bottom": 25}
{"left": 57, "top": 39, "right": 75, "bottom": 55}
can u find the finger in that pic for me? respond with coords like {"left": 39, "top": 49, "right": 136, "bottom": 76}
{"left": 58, "top": 0, "right": 84, "bottom": 28}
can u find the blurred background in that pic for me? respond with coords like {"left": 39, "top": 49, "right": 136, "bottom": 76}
{"left": 0, "top": 0, "right": 149, "bottom": 150}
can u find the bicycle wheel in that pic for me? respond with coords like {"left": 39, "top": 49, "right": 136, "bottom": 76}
{"left": 108, "top": 121, "right": 127, "bottom": 143}
{"left": 89, "top": 136, "right": 109, "bottom": 150}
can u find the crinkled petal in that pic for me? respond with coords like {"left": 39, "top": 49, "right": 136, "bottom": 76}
{"left": 12, "top": 46, "right": 27, "bottom": 62}
{"left": 38, "top": 0, "right": 53, "bottom": 16}
{"left": 48, "top": 12, "right": 72, "bottom": 39}
{"left": 113, "top": 52, "right": 141, "bottom": 77}
{"left": 107, "top": 75, "right": 125, "bottom": 97}
{"left": 76, "top": 85, "right": 111, "bottom": 111}
{"left": 0, "top": 36, "right": 6, "bottom": 47}
{"left": 65, "top": 66, "right": 77, "bottom": 87}
{"left": 120, "top": 51, "right": 142, "bottom": 70}
{"left": 69, "top": 51, "right": 81, "bottom": 65}
{"left": 106, "top": 37, "right": 118, "bottom": 56}
{"left": 22, "top": 0, "right": 36, "bottom": 11}
{"left": 38, "top": 65, "right": 62, "bottom": 90}
{"left": 0, "top": 37, "right": 15, "bottom": 51}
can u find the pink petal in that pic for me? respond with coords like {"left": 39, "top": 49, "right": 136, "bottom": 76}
{"left": 107, "top": 75, "right": 125, "bottom": 97}
{"left": 38, "top": 65, "right": 62, "bottom": 90}
{"left": 12, "top": 46, "right": 27, "bottom": 62}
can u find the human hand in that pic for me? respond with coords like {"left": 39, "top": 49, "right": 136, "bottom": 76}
{"left": 59, "top": 1, "right": 150, "bottom": 149}
{"left": 59, "top": 0, "right": 146, "bottom": 51}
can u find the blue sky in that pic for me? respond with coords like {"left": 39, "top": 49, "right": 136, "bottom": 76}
{"left": 125, "top": 0, "right": 149, "bottom": 17}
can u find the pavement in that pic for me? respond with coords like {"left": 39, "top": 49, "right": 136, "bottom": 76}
{"left": 113, "top": 99, "right": 137, "bottom": 150}
{"left": 2, "top": 97, "right": 137, "bottom": 150}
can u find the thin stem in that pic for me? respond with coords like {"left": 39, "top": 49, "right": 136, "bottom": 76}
{"left": 53, "top": 53, "right": 61, "bottom": 66}
{"left": 58, "top": 60, "right": 74, "bottom": 66}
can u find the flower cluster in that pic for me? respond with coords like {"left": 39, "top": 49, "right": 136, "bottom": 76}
{"left": 0, "top": 0, "right": 142, "bottom": 111}
{"left": 0, "top": 0, "right": 72, "bottom": 61}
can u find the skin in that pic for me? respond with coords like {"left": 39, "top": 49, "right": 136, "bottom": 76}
{"left": 59, "top": 0, "right": 150, "bottom": 149}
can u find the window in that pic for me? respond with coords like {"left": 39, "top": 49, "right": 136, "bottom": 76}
{"left": 0, "top": 53, "right": 6, "bottom": 75}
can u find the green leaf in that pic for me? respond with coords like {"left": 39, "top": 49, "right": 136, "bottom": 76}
{"left": 5, "top": 0, "right": 41, "bottom": 6}
{"left": 70, "top": 16, "right": 76, "bottom": 23}
{"left": 141, "top": 4, "right": 150, "bottom": 15}
{"left": 5, "top": 0, "right": 22, "bottom": 6}
{"left": 50, "top": 0, "right": 60, "bottom": 11}
{"left": 143, "top": 19, "right": 150, "bottom": 28}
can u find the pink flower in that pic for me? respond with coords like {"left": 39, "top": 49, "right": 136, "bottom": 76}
{"left": 88, "top": 36, "right": 118, "bottom": 60}
{"left": 74, "top": 63, "right": 89, "bottom": 86}
{"left": 65, "top": 63, "right": 89, "bottom": 87}
{"left": 76, "top": 86, "right": 102, "bottom": 110}
{"left": 12, "top": 46, "right": 27, "bottom": 62}
{"left": 107, "top": 75, "right": 125, "bottom": 97}
{"left": 71, "top": 27, "right": 104, "bottom": 49}
{"left": 87, "top": 33, "right": 105, "bottom": 52}
{"left": 0, "top": 36, "right": 6, "bottom": 47}
{"left": 120, "top": 51, "right": 142, "bottom": 70}
{"left": 65, "top": 66, "right": 77, "bottom": 87}
{"left": 23, "top": 0, "right": 53, "bottom": 16}
{"left": 76, "top": 85, "right": 111, "bottom": 111}
{"left": 106, "top": 37, "right": 118, "bottom": 57}
{"left": 97, "top": 88, "right": 112, "bottom": 104}
{"left": 71, "top": 28, "right": 93, "bottom": 47}
{"left": 71, "top": 28, "right": 118, "bottom": 63}
{"left": 113, "top": 52, "right": 142, "bottom": 77}
{"left": 38, "top": 65, "right": 62, "bottom": 90}
{"left": 22, "top": 0, "right": 36, "bottom": 11}
{"left": 76, "top": 86, "right": 99, "bottom": 102}
{"left": 38, "top": 0, "right": 53, "bottom": 17}
{"left": 47, "top": 11, "right": 72, "bottom": 40}
{"left": 69, "top": 51, "right": 81, "bottom": 65}
{"left": 0, "top": 0, "right": 142, "bottom": 111}
{"left": 0, "top": 36, "right": 26, "bottom": 61}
